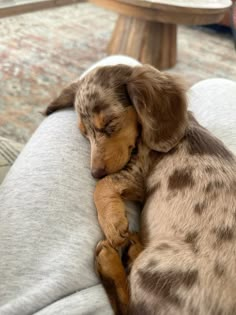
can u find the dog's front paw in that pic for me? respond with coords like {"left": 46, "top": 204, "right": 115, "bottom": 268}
{"left": 95, "top": 240, "right": 124, "bottom": 279}
{"left": 100, "top": 213, "right": 129, "bottom": 248}
{"left": 127, "top": 232, "right": 143, "bottom": 262}
{"left": 122, "top": 232, "right": 143, "bottom": 270}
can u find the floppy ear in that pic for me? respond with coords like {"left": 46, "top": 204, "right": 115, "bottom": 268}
{"left": 44, "top": 81, "right": 79, "bottom": 116}
{"left": 127, "top": 65, "right": 188, "bottom": 152}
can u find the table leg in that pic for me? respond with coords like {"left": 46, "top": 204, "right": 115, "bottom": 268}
{"left": 108, "top": 15, "right": 177, "bottom": 70}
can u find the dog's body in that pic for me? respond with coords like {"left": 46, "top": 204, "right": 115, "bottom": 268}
{"left": 46, "top": 64, "right": 236, "bottom": 315}
{"left": 129, "top": 121, "right": 236, "bottom": 315}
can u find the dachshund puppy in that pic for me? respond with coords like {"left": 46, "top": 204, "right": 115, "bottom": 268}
{"left": 45, "top": 64, "right": 236, "bottom": 315}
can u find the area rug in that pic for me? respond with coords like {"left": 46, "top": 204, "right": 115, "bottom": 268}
{"left": 0, "top": 3, "right": 236, "bottom": 144}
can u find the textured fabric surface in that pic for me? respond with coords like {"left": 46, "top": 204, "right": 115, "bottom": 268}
{"left": 34, "top": 284, "right": 113, "bottom": 315}
{"left": 0, "top": 3, "right": 235, "bottom": 144}
{"left": 0, "top": 136, "right": 23, "bottom": 184}
{"left": 0, "top": 110, "right": 113, "bottom": 315}
{"left": 0, "top": 55, "right": 236, "bottom": 314}
{"left": 188, "top": 78, "right": 236, "bottom": 154}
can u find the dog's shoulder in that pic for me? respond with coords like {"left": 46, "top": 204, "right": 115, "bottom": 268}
{"left": 184, "top": 112, "right": 235, "bottom": 164}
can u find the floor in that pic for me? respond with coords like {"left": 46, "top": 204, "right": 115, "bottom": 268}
{"left": 0, "top": 2, "right": 235, "bottom": 144}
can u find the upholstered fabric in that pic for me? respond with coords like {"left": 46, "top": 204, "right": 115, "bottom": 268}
{"left": 188, "top": 78, "right": 236, "bottom": 154}
{"left": 0, "top": 109, "right": 112, "bottom": 315}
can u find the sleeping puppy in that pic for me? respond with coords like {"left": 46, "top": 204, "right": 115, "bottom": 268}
{"left": 45, "top": 64, "right": 236, "bottom": 315}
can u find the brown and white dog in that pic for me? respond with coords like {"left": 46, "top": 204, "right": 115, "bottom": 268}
{"left": 45, "top": 64, "right": 236, "bottom": 315}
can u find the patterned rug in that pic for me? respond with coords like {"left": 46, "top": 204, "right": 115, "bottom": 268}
{"left": 0, "top": 3, "right": 236, "bottom": 144}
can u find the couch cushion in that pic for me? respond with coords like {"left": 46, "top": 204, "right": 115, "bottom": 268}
{"left": 0, "top": 137, "right": 23, "bottom": 184}
{"left": 188, "top": 78, "right": 236, "bottom": 154}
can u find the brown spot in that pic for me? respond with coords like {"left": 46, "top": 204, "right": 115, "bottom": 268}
{"left": 138, "top": 269, "right": 198, "bottom": 306}
{"left": 205, "top": 182, "right": 214, "bottom": 193}
{"left": 156, "top": 243, "right": 171, "bottom": 251}
{"left": 146, "top": 182, "right": 161, "bottom": 199}
{"left": 186, "top": 122, "right": 234, "bottom": 161}
{"left": 185, "top": 231, "right": 198, "bottom": 243}
{"left": 233, "top": 211, "right": 236, "bottom": 221}
{"left": 210, "top": 306, "right": 223, "bottom": 315}
{"left": 221, "top": 167, "right": 227, "bottom": 174}
{"left": 229, "top": 305, "right": 236, "bottom": 315}
{"left": 208, "top": 214, "right": 213, "bottom": 222}
{"left": 231, "top": 181, "right": 236, "bottom": 195}
{"left": 205, "top": 166, "right": 214, "bottom": 174}
{"left": 80, "top": 112, "right": 88, "bottom": 119}
{"left": 86, "top": 90, "right": 99, "bottom": 103}
{"left": 168, "top": 167, "right": 195, "bottom": 190}
{"left": 184, "top": 231, "right": 199, "bottom": 253}
{"left": 147, "top": 260, "right": 157, "bottom": 269}
{"left": 205, "top": 181, "right": 225, "bottom": 193}
{"left": 189, "top": 304, "right": 199, "bottom": 315}
{"left": 214, "top": 262, "right": 225, "bottom": 278}
{"left": 214, "top": 181, "right": 225, "bottom": 189}
{"left": 166, "top": 192, "right": 178, "bottom": 201}
{"left": 223, "top": 207, "right": 228, "bottom": 213}
{"left": 93, "top": 67, "right": 113, "bottom": 87}
{"left": 194, "top": 202, "right": 206, "bottom": 215}
{"left": 92, "top": 102, "right": 109, "bottom": 114}
{"left": 212, "top": 226, "right": 234, "bottom": 242}
{"left": 210, "top": 192, "right": 218, "bottom": 201}
{"left": 172, "top": 223, "right": 177, "bottom": 230}
{"left": 129, "top": 302, "right": 150, "bottom": 315}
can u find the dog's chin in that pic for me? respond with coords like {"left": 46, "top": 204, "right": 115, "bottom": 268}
{"left": 92, "top": 145, "right": 136, "bottom": 179}
{"left": 106, "top": 162, "right": 128, "bottom": 176}
{"left": 105, "top": 150, "right": 135, "bottom": 176}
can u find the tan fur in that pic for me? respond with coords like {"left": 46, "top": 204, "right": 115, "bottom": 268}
{"left": 92, "top": 112, "right": 105, "bottom": 130}
{"left": 78, "top": 120, "right": 86, "bottom": 135}
{"left": 95, "top": 240, "right": 129, "bottom": 315}
{"left": 45, "top": 65, "right": 236, "bottom": 315}
{"left": 90, "top": 108, "right": 139, "bottom": 175}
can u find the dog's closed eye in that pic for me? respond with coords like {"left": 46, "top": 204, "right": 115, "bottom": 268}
{"left": 95, "top": 118, "right": 120, "bottom": 136}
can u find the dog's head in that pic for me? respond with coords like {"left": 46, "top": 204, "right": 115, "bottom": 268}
{"left": 46, "top": 64, "right": 188, "bottom": 178}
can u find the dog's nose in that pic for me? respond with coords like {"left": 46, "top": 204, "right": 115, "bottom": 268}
{"left": 91, "top": 168, "right": 107, "bottom": 179}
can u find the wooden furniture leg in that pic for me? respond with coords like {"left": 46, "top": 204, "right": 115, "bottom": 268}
{"left": 108, "top": 14, "right": 177, "bottom": 70}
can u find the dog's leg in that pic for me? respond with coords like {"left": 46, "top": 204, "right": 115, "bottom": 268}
{"left": 94, "top": 172, "right": 145, "bottom": 248}
{"left": 122, "top": 232, "right": 143, "bottom": 272}
{"left": 95, "top": 240, "right": 129, "bottom": 315}
{"left": 94, "top": 176, "right": 128, "bottom": 247}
